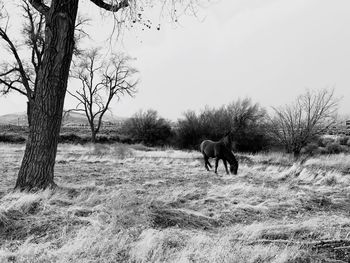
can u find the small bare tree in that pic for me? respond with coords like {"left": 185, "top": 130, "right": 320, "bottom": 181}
{"left": 270, "top": 89, "right": 339, "bottom": 158}
{"left": 68, "top": 48, "right": 138, "bottom": 142}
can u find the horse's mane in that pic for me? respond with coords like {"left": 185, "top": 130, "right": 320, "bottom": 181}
{"left": 220, "top": 132, "right": 232, "bottom": 149}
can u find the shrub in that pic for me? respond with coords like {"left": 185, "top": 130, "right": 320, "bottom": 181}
{"left": 302, "top": 143, "right": 319, "bottom": 155}
{"left": 119, "top": 134, "right": 134, "bottom": 144}
{"left": 318, "top": 147, "right": 328, "bottom": 155}
{"left": 175, "top": 99, "right": 269, "bottom": 152}
{"left": 269, "top": 88, "right": 339, "bottom": 158}
{"left": 337, "top": 136, "right": 349, "bottom": 146}
{"left": 96, "top": 135, "right": 120, "bottom": 143}
{"left": 317, "top": 137, "right": 335, "bottom": 147}
{"left": 325, "top": 142, "right": 343, "bottom": 154}
{"left": 0, "top": 133, "right": 26, "bottom": 143}
{"left": 59, "top": 133, "right": 84, "bottom": 143}
{"left": 121, "top": 109, "right": 173, "bottom": 146}
{"left": 59, "top": 133, "right": 92, "bottom": 144}
{"left": 175, "top": 111, "right": 209, "bottom": 149}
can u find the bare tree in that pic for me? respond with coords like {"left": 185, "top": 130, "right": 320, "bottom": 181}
{"left": 0, "top": 0, "right": 200, "bottom": 191}
{"left": 67, "top": 48, "right": 138, "bottom": 142}
{"left": 0, "top": 1, "right": 87, "bottom": 126}
{"left": 270, "top": 89, "right": 339, "bottom": 158}
{"left": 0, "top": 1, "right": 44, "bottom": 126}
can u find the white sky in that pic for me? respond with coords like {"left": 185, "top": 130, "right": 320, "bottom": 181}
{"left": 1, "top": 0, "right": 350, "bottom": 120}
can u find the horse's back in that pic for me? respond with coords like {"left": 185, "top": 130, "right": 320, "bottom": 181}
{"left": 200, "top": 140, "right": 217, "bottom": 157}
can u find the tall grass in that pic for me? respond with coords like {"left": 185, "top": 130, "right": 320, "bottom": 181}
{"left": 1, "top": 143, "right": 350, "bottom": 262}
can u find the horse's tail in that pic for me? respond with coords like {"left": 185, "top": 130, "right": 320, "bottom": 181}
{"left": 199, "top": 140, "right": 206, "bottom": 153}
{"left": 199, "top": 141, "right": 204, "bottom": 153}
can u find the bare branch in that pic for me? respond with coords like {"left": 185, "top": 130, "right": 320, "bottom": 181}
{"left": 90, "top": 0, "right": 129, "bottom": 12}
{"left": 0, "top": 21, "right": 33, "bottom": 99}
{"left": 68, "top": 48, "right": 138, "bottom": 141}
{"left": 0, "top": 77, "right": 27, "bottom": 96}
{"left": 22, "top": 1, "right": 45, "bottom": 74}
{"left": 270, "top": 88, "right": 340, "bottom": 158}
{"left": 28, "top": 0, "right": 49, "bottom": 15}
{"left": 0, "top": 67, "right": 19, "bottom": 77}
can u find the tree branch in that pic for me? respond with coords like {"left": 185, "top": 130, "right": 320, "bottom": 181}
{"left": 28, "top": 0, "right": 49, "bottom": 15}
{"left": 90, "top": 0, "right": 129, "bottom": 12}
{"left": 22, "top": 1, "right": 45, "bottom": 74}
{"left": 0, "top": 78, "right": 27, "bottom": 96}
{"left": 0, "top": 27, "right": 33, "bottom": 99}
{"left": 0, "top": 67, "right": 19, "bottom": 77}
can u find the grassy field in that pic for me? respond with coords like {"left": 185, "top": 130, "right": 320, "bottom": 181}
{"left": 1, "top": 143, "right": 350, "bottom": 262}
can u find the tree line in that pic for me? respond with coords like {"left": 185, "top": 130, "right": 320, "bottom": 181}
{"left": 119, "top": 89, "right": 340, "bottom": 159}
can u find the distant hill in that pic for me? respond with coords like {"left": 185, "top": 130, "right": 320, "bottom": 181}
{"left": 0, "top": 111, "right": 126, "bottom": 127}
{"left": 62, "top": 112, "right": 89, "bottom": 126}
{"left": 62, "top": 111, "right": 126, "bottom": 127}
{"left": 0, "top": 112, "right": 28, "bottom": 126}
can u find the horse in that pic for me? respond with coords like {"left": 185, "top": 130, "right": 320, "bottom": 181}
{"left": 200, "top": 135, "right": 238, "bottom": 175}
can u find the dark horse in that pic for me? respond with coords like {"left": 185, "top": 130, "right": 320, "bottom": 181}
{"left": 200, "top": 134, "right": 238, "bottom": 175}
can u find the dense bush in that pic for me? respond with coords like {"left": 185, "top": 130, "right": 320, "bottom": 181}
{"left": 0, "top": 133, "right": 26, "bottom": 143}
{"left": 95, "top": 135, "right": 121, "bottom": 143}
{"left": 301, "top": 142, "right": 320, "bottom": 155}
{"left": 325, "top": 142, "right": 347, "bottom": 154}
{"left": 59, "top": 133, "right": 88, "bottom": 143}
{"left": 175, "top": 99, "right": 269, "bottom": 152}
{"left": 337, "top": 136, "right": 349, "bottom": 146}
{"left": 302, "top": 136, "right": 350, "bottom": 155}
{"left": 175, "top": 110, "right": 221, "bottom": 149}
{"left": 58, "top": 133, "right": 121, "bottom": 144}
{"left": 317, "top": 136, "right": 334, "bottom": 148}
{"left": 121, "top": 109, "right": 173, "bottom": 146}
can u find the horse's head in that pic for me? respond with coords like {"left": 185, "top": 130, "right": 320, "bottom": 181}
{"left": 230, "top": 162, "right": 238, "bottom": 175}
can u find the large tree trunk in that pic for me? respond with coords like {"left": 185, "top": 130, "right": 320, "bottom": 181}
{"left": 15, "top": 0, "right": 79, "bottom": 191}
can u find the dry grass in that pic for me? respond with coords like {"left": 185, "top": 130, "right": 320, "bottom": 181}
{"left": 1, "top": 143, "right": 350, "bottom": 262}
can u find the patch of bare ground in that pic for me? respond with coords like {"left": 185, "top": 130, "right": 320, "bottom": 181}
{"left": 1, "top": 143, "right": 350, "bottom": 262}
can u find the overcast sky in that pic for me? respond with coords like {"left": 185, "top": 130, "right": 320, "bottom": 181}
{"left": 1, "top": 0, "right": 350, "bottom": 120}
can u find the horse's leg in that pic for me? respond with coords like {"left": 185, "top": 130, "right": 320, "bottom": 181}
{"left": 215, "top": 157, "right": 220, "bottom": 174}
{"left": 223, "top": 159, "right": 229, "bottom": 174}
{"left": 203, "top": 155, "right": 210, "bottom": 171}
{"left": 206, "top": 157, "right": 212, "bottom": 169}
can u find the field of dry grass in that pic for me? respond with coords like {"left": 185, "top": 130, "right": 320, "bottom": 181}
{"left": 1, "top": 143, "right": 350, "bottom": 262}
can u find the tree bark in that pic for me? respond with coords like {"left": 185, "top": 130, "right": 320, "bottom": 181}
{"left": 26, "top": 101, "right": 32, "bottom": 127}
{"left": 293, "top": 149, "right": 301, "bottom": 160}
{"left": 91, "top": 127, "right": 97, "bottom": 143}
{"left": 15, "top": 0, "right": 79, "bottom": 191}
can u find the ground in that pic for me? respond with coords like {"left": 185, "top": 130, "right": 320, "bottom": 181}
{"left": 1, "top": 143, "right": 350, "bottom": 262}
